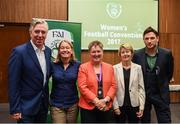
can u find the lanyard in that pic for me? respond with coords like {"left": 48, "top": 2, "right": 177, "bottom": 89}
{"left": 96, "top": 64, "right": 102, "bottom": 84}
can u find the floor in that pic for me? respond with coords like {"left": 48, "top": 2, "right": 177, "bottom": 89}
{"left": 0, "top": 103, "right": 180, "bottom": 123}
{"left": 151, "top": 103, "right": 180, "bottom": 123}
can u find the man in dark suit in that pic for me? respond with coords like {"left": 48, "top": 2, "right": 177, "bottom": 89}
{"left": 133, "top": 26, "right": 174, "bottom": 123}
{"left": 8, "top": 18, "right": 52, "bottom": 123}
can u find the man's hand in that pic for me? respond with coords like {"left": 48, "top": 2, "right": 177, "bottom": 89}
{"left": 11, "top": 113, "right": 22, "bottom": 120}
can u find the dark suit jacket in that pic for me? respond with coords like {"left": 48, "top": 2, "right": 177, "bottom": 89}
{"left": 8, "top": 41, "right": 51, "bottom": 116}
{"left": 133, "top": 47, "right": 174, "bottom": 104}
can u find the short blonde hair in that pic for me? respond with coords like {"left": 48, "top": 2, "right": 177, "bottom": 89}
{"left": 54, "top": 40, "right": 76, "bottom": 63}
{"left": 29, "top": 18, "right": 48, "bottom": 32}
{"left": 118, "top": 43, "right": 134, "bottom": 56}
{"left": 88, "top": 40, "right": 103, "bottom": 51}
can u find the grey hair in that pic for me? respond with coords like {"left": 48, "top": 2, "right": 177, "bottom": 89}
{"left": 29, "top": 18, "right": 48, "bottom": 32}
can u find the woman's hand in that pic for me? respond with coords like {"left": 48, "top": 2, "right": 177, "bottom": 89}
{"left": 98, "top": 99, "right": 107, "bottom": 111}
{"left": 92, "top": 97, "right": 107, "bottom": 111}
{"left": 114, "top": 108, "right": 121, "bottom": 115}
{"left": 136, "top": 110, "right": 143, "bottom": 118}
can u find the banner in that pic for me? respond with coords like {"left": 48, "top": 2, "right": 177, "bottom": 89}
{"left": 69, "top": 0, "right": 158, "bottom": 50}
{"left": 45, "top": 19, "right": 81, "bottom": 61}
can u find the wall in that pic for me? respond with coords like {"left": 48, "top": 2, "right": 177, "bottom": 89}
{"left": 159, "top": 0, "right": 180, "bottom": 102}
{"left": 0, "top": 0, "right": 67, "bottom": 23}
{"left": 0, "top": 24, "right": 30, "bottom": 102}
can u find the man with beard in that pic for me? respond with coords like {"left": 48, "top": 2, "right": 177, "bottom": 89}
{"left": 133, "top": 26, "right": 174, "bottom": 123}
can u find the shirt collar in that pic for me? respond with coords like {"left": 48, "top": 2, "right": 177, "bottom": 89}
{"left": 58, "top": 60, "right": 74, "bottom": 65}
{"left": 145, "top": 46, "right": 158, "bottom": 56}
{"left": 30, "top": 40, "right": 45, "bottom": 51}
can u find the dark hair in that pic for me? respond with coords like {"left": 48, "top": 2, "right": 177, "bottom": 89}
{"left": 143, "top": 26, "right": 159, "bottom": 38}
{"left": 88, "top": 40, "right": 103, "bottom": 51}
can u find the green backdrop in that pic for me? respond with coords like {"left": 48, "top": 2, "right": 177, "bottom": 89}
{"left": 45, "top": 19, "right": 81, "bottom": 60}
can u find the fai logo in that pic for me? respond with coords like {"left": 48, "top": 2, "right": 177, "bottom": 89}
{"left": 45, "top": 29, "right": 74, "bottom": 60}
{"left": 106, "top": 3, "right": 122, "bottom": 19}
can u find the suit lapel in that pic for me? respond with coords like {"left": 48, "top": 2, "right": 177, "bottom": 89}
{"left": 129, "top": 63, "right": 135, "bottom": 88}
{"left": 155, "top": 47, "right": 161, "bottom": 67}
{"left": 44, "top": 47, "right": 50, "bottom": 78}
{"left": 119, "top": 63, "right": 125, "bottom": 89}
{"left": 101, "top": 62, "right": 107, "bottom": 87}
{"left": 27, "top": 41, "right": 43, "bottom": 73}
{"left": 89, "top": 62, "right": 98, "bottom": 86}
{"left": 140, "top": 48, "right": 147, "bottom": 73}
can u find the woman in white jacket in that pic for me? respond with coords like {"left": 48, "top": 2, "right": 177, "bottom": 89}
{"left": 113, "top": 43, "right": 145, "bottom": 123}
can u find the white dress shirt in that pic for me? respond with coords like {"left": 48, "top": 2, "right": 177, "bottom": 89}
{"left": 30, "top": 40, "right": 47, "bottom": 86}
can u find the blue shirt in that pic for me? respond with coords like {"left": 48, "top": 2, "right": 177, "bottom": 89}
{"left": 50, "top": 60, "right": 80, "bottom": 108}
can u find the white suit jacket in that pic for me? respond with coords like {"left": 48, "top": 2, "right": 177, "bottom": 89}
{"left": 113, "top": 62, "right": 145, "bottom": 111}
